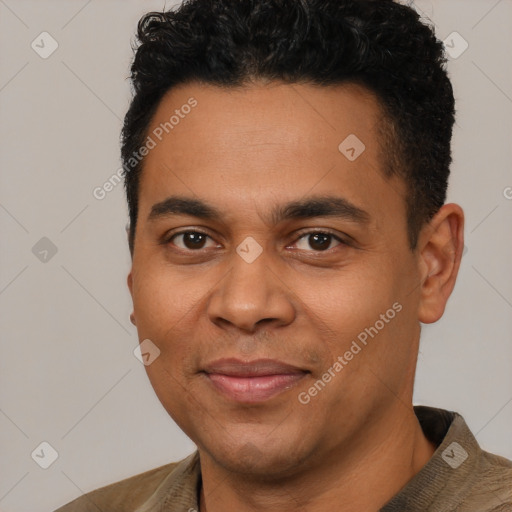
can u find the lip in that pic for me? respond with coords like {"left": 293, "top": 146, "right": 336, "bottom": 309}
{"left": 202, "top": 358, "right": 308, "bottom": 403}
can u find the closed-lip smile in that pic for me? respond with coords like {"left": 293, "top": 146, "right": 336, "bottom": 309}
{"left": 202, "top": 358, "right": 309, "bottom": 403}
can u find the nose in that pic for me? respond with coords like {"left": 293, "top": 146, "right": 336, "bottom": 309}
{"left": 206, "top": 247, "right": 296, "bottom": 333}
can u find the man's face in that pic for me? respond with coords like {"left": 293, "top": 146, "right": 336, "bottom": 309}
{"left": 128, "top": 81, "right": 424, "bottom": 477}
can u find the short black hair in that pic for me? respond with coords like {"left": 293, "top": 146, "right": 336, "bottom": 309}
{"left": 121, "top": 0, "right": 455, "bottom": 254}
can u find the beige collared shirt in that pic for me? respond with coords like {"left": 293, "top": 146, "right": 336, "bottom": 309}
{"left": 55, "top": 407, "right": 512, "bottom": 511}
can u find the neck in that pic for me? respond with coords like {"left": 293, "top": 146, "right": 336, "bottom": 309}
{"left": 198, "top": 405, "right": 436, "bottom": 512}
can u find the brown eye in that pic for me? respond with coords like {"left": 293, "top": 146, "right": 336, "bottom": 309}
{"left": 170, "top": 231, "right": 216, "bottom": 250}
{"left": 294, "top": 232, "right": 343, "bottom": 252}
{"left": 309, "top": 233, "right": 331, "bottom": 251}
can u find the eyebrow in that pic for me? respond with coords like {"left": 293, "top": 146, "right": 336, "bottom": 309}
{"left": 148, "top": 195, "right": 371, "bottom": 225}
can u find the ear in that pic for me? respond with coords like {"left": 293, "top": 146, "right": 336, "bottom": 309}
{"left": 126, "top": 221, "right": 134, "bottom": 259}
{"left": 127, "top": 270, "right": 136, "bottom": 326}
{"left": 416, "top": 203, "right": 465, "bottom": 324}
{"left": 127, "top": 269, "right": 133, "bottom": 295}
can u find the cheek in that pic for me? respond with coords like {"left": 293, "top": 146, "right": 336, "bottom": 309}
{"left": 296, "top": 268, "right": 398, "bottom": 342}
{"left": 131, "top": 266, "right": 210, "bottom": 379}
{"left": 131, "top": 265, "right": 203, "bottom": 336}
{"left": 143, "top": 359, "right": 194, "bottom": 433}
{"left": 295, "top": 268, "right": 410, "bottom": 400}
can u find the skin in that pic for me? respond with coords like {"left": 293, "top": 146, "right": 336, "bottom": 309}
{"left": 128, "top": 81, "right": 465, "bottom": 511}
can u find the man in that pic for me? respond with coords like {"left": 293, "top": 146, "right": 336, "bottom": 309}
{"left": 56, "top": 0, "right": 512, "bottom": 510}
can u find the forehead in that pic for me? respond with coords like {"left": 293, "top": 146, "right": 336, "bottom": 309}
{"left": 137, "top": 80, "right": 405, "bottom": 229}
{"left": 145, "top": 80, "right": 382, "bottom": 161}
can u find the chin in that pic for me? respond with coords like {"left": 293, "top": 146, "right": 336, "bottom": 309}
{"left": 201, "top": 432, "right": 313, "bottom": 481}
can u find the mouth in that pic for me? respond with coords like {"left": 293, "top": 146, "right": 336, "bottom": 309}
{"left": 202, "top": 358, "right": 309, "bottom": 403}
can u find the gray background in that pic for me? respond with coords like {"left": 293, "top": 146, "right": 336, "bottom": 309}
{"left": 0, "top": 1, "right": 511, "bottom": 510}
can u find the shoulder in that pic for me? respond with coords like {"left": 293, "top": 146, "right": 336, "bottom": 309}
{"left": 466, "top": 448, "right": 512, "bottom": 510}
{"left": 383, "top": 407, "right": 512, "bottom": 511}
{"left": 436, "top": 409, "right": 512, "bottom": 511}
{"left": 54, "top": 454, "right": 196, "bottom": 512}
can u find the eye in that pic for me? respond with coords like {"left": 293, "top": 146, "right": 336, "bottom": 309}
{"left": 293, "top": 231, "right": 344, "bottom": 252}
{"left": 168, "top": 231, "right": 219, "bottom": 250}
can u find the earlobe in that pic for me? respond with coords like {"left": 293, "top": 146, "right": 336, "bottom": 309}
{"left": 417, "top": 203, "right": 465, "bottom": 324}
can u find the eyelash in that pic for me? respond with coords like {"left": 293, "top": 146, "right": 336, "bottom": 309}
{"left": 163, "top": 229, "right": 348, "bottom": 253}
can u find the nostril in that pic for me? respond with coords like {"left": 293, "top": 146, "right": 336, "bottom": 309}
{"left": 256, "top": 318, "right": 278, "bottom": 326}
